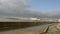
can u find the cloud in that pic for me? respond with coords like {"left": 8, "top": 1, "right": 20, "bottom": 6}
{"left": 0, "top": 0, "right": 27, "bottom": 14}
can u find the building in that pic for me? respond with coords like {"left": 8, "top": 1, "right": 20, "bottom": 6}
{"left": 29, "top": 17, "right": 40, "bottom": 20}
{"left": 58, "top": 19, "right": 60, "bottom": 22}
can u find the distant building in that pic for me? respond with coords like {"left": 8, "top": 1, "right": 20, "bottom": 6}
{"left": 58, "top": 19, "right": 60, "bottom": 22}
{"left": 29, "top": 17, "right": 40, "bottom": 20}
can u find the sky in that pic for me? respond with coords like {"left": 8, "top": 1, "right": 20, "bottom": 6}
{"left": 0, "top": 0, "right": 60, "bottom": 19}
{"left": 28, "top": 0, "right": 60, "bottom": 11}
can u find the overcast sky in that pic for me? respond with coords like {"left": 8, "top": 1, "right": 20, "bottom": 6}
{"left": 0, "top": 0, "right": 27, "bottom": 17}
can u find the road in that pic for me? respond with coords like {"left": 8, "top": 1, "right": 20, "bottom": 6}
{"left": 0, "top": 23, "right": 54, "bottom": 34}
